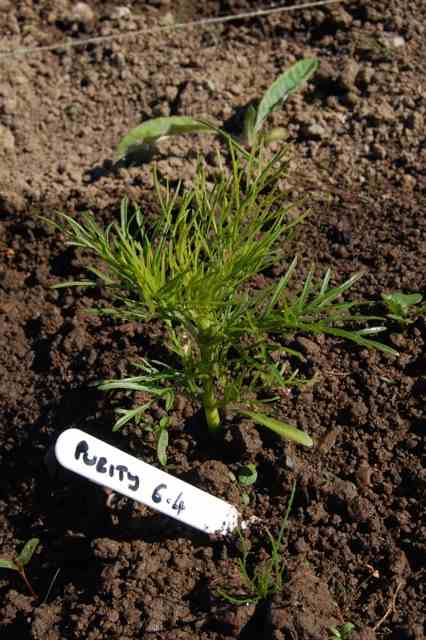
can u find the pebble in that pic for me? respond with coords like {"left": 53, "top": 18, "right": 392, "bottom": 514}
{"left": 370, "top": 143, "right": 387, "bottom": 160}
{"left": 307, "top": 123, "right": 327, "bottom": 139}
{"left": 389, "top": 333, "right": 407, "bottom": 349}
{"left": 316, "top": 60, "right": 336, "bottom": 84}
{"left": 296, "top": 336, "right": 321, "bottom": 355}
{"left": 406, "top": 438, "right": 418, "bottom": 450}
{"left": 390, "top": 35, "right": 405, "bottom": 48}
{"left": 339, "top": 60, "right": 360, "bottom": 91}
{"left": 285, "top": 454, "right": 296, "bottom": 470}
{"left": 376, "top": 102, "right": 395, "bottom": 123}
{"left": 110, "top": 6, "right": 132, "bottom": 20}
{"left": 71, "top": 2, "right": 96, "bottom": 25}
{"left": 401, "top": 174, "right": 416, "bottom": 191}
{"left": 92, "top": 538, "right": 121, "bottom": 560}
{"left": 318, "top": 429, "right": 338, "bottom": 454}
{"left": 356, "top": 462, "right": 373, "bottom": 488}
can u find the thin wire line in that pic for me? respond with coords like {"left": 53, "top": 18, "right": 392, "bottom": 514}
{"left": 0, "top": 0, "right": 343, "bottom": 59}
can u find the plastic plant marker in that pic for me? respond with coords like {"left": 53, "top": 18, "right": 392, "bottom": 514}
{"left": 54, "top": 429, "right": 240, "bottom": 534}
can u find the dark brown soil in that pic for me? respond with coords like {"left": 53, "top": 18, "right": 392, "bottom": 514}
{"left": 0, "top": 1, "right": 425, "bottom": 639}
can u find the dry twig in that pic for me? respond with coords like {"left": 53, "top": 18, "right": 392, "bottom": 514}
{"left": 373, "top": 580, "right": 404, "bottom": 632}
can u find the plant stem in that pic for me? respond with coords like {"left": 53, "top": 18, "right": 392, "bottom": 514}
{"left": 19, "top": 568, "right": 38, "bottom": 600}
{"left": 202, "top": 377, "right": 221, "bottom": 434}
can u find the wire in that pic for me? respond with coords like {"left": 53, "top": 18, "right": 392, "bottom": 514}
{"left": 0, "top": 0, "right": 343, "bottom": 59}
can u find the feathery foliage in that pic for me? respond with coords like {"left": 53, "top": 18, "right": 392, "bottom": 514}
{"left": 51, "top": 142, "right": 397, "bottom": 455}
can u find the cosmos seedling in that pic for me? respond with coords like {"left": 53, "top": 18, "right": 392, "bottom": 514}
{"left": 115, "top": 58, "right": 319, "bottom": 160}
{"left": 51, "top": 142, "right": 397, "bottom": 457}
{"left": 0, "top": 538, "right": 39, "bottom": 599}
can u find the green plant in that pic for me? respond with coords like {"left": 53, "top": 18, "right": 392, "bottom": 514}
{"left": 115, "top": 58, "right": 319, "bottom": 161}
{"left": 145, "top": 415, "right": 170, "bottom": 466}
{"left": 0, "top": 538, "right": 39, "bottom": 598}
{"left": 329, "top": 622, "right": 356, "bottom": 640}
{"left": 381, "top": 292, "right": 425, "bottom": 325}
{"left": 218, "top": 482, "right": 296, "bottom": 604}
{"left": 50, "top": 143, "right": 396, "bottom": 453}
{"left": 238, "top": 463, "right": 258, "bottom": 487}
{"left": 237, "top": 463, "right": 258, "bottom": 506}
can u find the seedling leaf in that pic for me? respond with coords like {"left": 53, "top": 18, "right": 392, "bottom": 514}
{"left": 157, "top": 427, "right": 169, "bottom": 466}
{"left": 240, "top": 410, "right": 313, "bottom": 447}
{"left": 382, "top": 292, "right": 422, "bottom": 307}
{"left": 0, "top": 559, "right": 18, "bottom": 571}
{"left": 242, "top": 104, "right": 257, "bottom": 146}
{"left": 112, "top": 403, "right": 152, "bottom": 432}
{"left": 116, "top": 116, "right": 213, "bottom": 159}
{"left": 254, "top": 59, "right": 319, "bottom": 132}
{"left": 238, "top": 463, "right": 258, "bottom": 486}
{"left": 17, "top": 538, "right": 40, "bottom": 567}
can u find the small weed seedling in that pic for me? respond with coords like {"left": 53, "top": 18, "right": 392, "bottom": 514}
{"left": 381, "top": 292, "right": 425, "bottom": 325}
{"left": 51, "top": 142, "right": 397, "bottom": 456}
{"left": 329, "top": 622, "right": 356, "bottom": 640}
{"left": 237, "top": 463, "right": 258, "bottom": 506}
{"left": 0, "top": 538, "right": 39, "bottom": 598}
{"left": 218, "top": 482, "right": 296, "bottom": 605}
{"left": 115, "top": 58, "right": 319, "bottom": 161}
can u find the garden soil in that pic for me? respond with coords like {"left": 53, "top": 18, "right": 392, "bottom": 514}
{"left": 0, "top": 1, "right": 425, "bottom": 639}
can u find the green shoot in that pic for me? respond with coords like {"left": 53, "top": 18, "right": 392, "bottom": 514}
{"left": 239, "top": 410, "right": 313, "bottom": 448}
{"left": 155, "top": 416, "right": 170, "bottom": 466}
{"left": 218, "top": 482, "right": 296, "bottom": 605}
{"left": 250, "top": 58, "right": 319, "bottom": 143}
{"left": 115, "top": 116, "right": 214, "bottom": 161}
{"left": 238, "top": 463, "right": 257, "bottom": 506}
{"left": 49, "top": 142, "right": 397, "bottom": 454}
{"left": 0, "top": 538, "right": 39, "bottom": 599}
{"left": 381, "top": 292, "right": 425, "bottom": 325}
{"left": 238, "top": 463, "right": 258, "bottom": 487}
{"left": 115, "top": 59, "right": 319, "bottom": 160}
{"left": 329, "top": 623, "right": 356, "bottom": 640}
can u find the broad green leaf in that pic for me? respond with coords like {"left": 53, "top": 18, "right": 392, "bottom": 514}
{"left": 254, "top": 59, "right": 319, "bottom": 132}
{"left": 0, "top": 559, "right": 18, "bottom": 571}
{"left": 240, "top": 410, "right": 313, "bottom": 447}
{"left": 17, "top": 538, "right": 39, "bottom": 567}
{"left": 238, "top": 463, "right": 258, "bottom": 486}
{"left": 157, "top": 428, "right": 169, "bottom": 466}
{"left": 382, "top": 292, "right": 423, "bottom": 307}
{"left": 116, "top": 116, "right": 213, "bottom": 159}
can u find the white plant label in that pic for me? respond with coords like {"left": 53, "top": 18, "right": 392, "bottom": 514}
{"left": 54, "top": 428, "right": 240, "bottom": 535}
